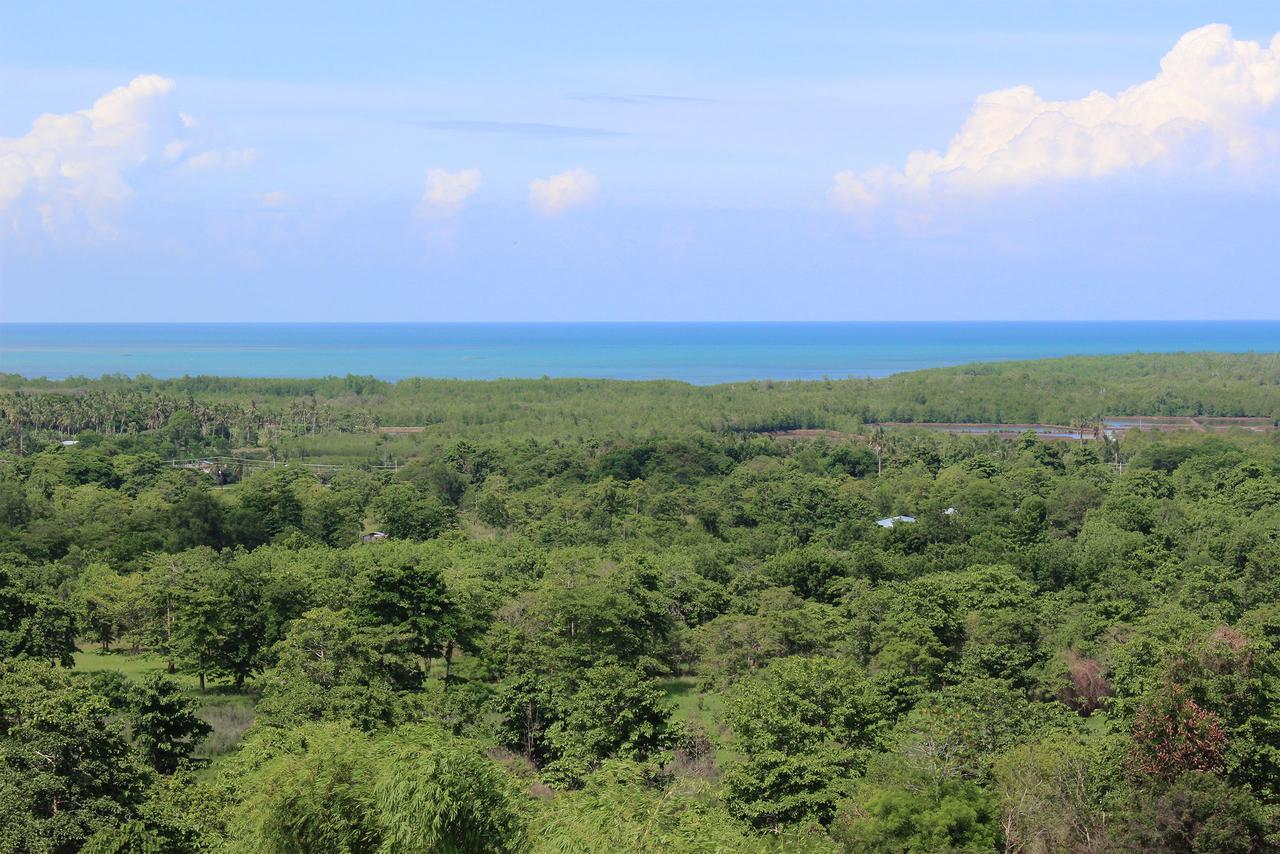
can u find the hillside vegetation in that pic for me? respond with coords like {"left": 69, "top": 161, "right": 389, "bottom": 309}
{"left": 1, "top": 353, "right": 1280, "bottom": 851}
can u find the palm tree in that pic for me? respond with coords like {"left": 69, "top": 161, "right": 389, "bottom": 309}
{"left": 870, "top": 424, "right": 887, "bottom": 476}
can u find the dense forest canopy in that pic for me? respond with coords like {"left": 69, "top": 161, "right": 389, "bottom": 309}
{"left": 2, "top": 353, "right": 1280, "bottom": 851}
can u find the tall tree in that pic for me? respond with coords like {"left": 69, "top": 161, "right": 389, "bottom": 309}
{"left": 0, "top": 662, "right": 149, "bottom": 852}
{"left": 354, "top": 561, "right": 453, "bottom": 690}
{"left": 256, "top": 608, "right": 397, "bottom": 730}
{"left": 371, "top": 483, "right": 455, "bottom": 541}
{"left": 129, "top": 673, "right": 212, "bottom": 774}
{"left": 720, "top": 656, "right": 889, "bottom": 828}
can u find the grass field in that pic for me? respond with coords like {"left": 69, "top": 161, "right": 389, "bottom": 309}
{"left": 75, "top": 647, "right": 199, "bottom": 687}
{"left": 661, "top": 676, "right": 736, "bottom": 769}
{"left": 74, "top": 645, "right": 257, "bottom": 761}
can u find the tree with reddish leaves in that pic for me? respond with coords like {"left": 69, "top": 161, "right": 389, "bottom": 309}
{"left": 1059, "top": 650, "right": 1111, "bottom": 715}
{"left": 1129, "top": 684, "right": 1227, "bottom": 782}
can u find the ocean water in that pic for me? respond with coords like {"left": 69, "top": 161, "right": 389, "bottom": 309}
{"left": 0, "top": 322, "right": 1277, "bottom": 385}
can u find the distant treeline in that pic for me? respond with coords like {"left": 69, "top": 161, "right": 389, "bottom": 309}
{"left": 1, "top": 352, "right": 1278, "bottom": 452}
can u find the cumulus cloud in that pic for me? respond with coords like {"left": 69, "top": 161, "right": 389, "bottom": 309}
{"left": 416, "top": 168, "right": 481, "bottom": 218}
{"left": 261, "top": 190, "right": 289, "bottom": 208}
{"left": 528, "top": 167, "right": 599, "bottom": 216}
{"left": 832, "top": 24, "right": 1280, "bottom": 216}
{"left": 0, "top": 74, "right": 251, "bottom": 234}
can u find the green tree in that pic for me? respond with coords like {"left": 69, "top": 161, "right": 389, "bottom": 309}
{"left": 165, "top": 411, "right": 201, "bottom": 453}
{"left": 530, "top": 761, "right": 777, "bottom": 853}
{"left": 228, "top": 723, "right": 378, "bottom": 853}
{"left": 228, "top": 722, "right": 525, "bottom": 853}
{"left": 487, "top": 561, "right": 673, "bottom": 677}
{"left": 129, "top": 673, "right": 212, "bottom": 774}
{"left": 372, "top": 725, "right": 526, "bottom": 853}
{"left": 0, "top": 568, "right": 77, "bottom": 667}
{"left": 372, "top": 482, "right": 455, "bottom": 541}
{"left": 993, "top": 734, "right": 1124, "bottom": 854}
{"left": 298, "top": 479, "right": 363, "bottom": 546}
{"left": 474, "top": 476, "right": 512, "bottom": 528}
{"left": 224, "top": 467, "right": 308, "bottom": 547}
{"left": 763, "top": 545, "right": 850, "bottom": 602}
{"left": 491, "top": 669, "right": 561, "bottom": 767}
{"left": 146, "top": 549, "right": 271, "bottom": 691}
{"left": 721, "top": 656, "right": 889, "bottom": 828}
{"left": 355, "top": 560, "right": 453, "bottom": 690}
{"left": 82, "top": 821, "right": 168, "bottom": 853}
{"left": 887, "top": 679, "right": 1079, "bottom": 784}
{"left": 165, "top": 488, "right": 226, "bottom": 551}
{"left": 141, "top": 550, "right": 217, "bottom": 676}
{"left": 205, "top": 558, "right": 270, "bottom": 690}
{"left": 74, "top": 564, "right": 130, "bottom": 652}
{"left": 542, "top": 662, "right": 675, "bottom": 786}
{"left": 691, "top": 587, "right": 842, "bottom": 687}
{"left": 170, "top": 575, "right": 223, "bottom": 693}
{"left": 0, "top": 662, "right": 149, "bottom": 852}
{"left": 1118, "top": 771, "right": 1272, "bottom": 853}
{"left": 256, "top": 608, "right": 397, "bottom": 730}
{"left": 832, "top": 777, "right": 1001, "bottom": 853}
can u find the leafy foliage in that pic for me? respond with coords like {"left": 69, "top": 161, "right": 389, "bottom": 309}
{"left": 0, "top": 662, "right": 149, "bottom": 852}
{"left": 721, "top": 657, "right": 888, "bottom": 827}
{"left": 129, "top": 673, "right": 213, "bottom": 774}
{"left": 227, "top": 723, "right": 525, "bottom": 853}
{"left": 1, "top": 356, "right": 1280, "bottom": 848}
{"left": 1129, "top": 684, "right": 1228, "bottom": 781}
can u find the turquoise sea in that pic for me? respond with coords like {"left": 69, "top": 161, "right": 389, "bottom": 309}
{"left": 0, "top": 322, "right": 1277, "bottom": 385}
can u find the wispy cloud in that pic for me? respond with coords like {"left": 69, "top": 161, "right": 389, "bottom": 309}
{"left": 831, "top": 24, "right": 1280, "bottom": 221}
{"left": 413, "top": 119, "right": 625, "bottom": 138}
{"left": 565, "top": 93, "right": 714, "bottom": 105}
{"left": 180, "top": 147, "right": 258, "bottom": 173}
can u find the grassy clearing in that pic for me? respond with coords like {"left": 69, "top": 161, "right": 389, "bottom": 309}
{"left": 74, "top": 647, "right": 201, "bottom": 689}
{"left": 661, "top": 676, "right": 737, "bottom": 768}
{"left": 282, "top": 430, "right": 425, "bottom": 464}
{"left": 75, "top": 645, "right": 258, "bottom": 763}
{"left": 74, "top": 646, "right": 249, "bottom": 693}
{"left": 196, "top": 696, "right": 257, "bottom": 759}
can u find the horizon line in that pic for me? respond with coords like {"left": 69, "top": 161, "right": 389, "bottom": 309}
{"left": 3, "top": 319, "right": 1279, "bottom": 326}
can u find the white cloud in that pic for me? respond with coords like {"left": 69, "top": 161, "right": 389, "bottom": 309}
{"left": 416, "top": 167, "right": 480, "bottom": 218}
{"left": 261, "top": 190, "right": 289, "bottom": 208}
{"left": 832, "top": 24, "right": 1280, "bottom": 215}
{"left": 0, "top": 74, "right": 251, "bottom": 235}
{"left": 163, "top": 140, "right": 192, "bottom": 161}
{"left": 528, "top": 167, "right": 598, "bottom": 216}
{"left": 180, "top": 147, "right": 258, "bottom": 173}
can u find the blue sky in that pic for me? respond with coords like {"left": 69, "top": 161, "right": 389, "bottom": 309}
{"left": 1, "top": 2, "right": 1278, "bottom": 321}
